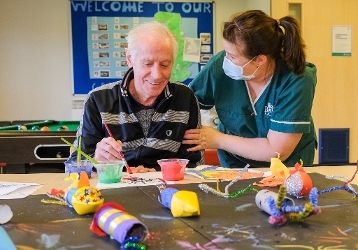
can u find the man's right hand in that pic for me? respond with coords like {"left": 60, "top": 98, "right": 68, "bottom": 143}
{"left": 94, "top": 137, "right": 124, "bottom": 162}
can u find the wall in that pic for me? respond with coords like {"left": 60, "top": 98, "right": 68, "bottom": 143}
{"left": 0, "top": 0, "right": 270, "bottom": 122}
{"left": 1, "top": 1, "right": 355, "bottom": 164}
{"left": 271, "top": 0, "right": 358, "bottom": 164}
{"left": 0, "top": 0, "right": 72, "bottom": 120}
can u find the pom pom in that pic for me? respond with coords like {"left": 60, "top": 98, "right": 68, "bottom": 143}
{"left": 268, "top": 214, "right": 287, "bottom": 225}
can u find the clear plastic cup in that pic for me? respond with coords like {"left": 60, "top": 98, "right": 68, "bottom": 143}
{"left": 64, "top": 160, "right": 93, "bottom": 178}
{"left": 157, "top": 159, "right": 189, "bottom": 181}
{"left": 94, "top": 161, "right": 125, "bottom": 184}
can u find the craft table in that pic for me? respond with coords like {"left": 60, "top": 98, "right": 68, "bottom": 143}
{"left": 1, "top": 165, "right": 358, "bottom": 249}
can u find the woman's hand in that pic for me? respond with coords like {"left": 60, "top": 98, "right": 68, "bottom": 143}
{"left": 182, "top": 126, "right": 222, "bottom": 151}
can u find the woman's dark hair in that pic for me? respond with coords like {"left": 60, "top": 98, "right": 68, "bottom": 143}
{"left": 223, "top": 10, "right": 306, "bottom": 75}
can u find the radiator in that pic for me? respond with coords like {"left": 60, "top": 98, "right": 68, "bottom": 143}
{"left": 318, "top": 128, "right": 349, "bottom": 165}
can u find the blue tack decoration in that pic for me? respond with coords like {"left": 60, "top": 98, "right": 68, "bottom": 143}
{"left": 158, "top": 187, "right": 178, "bottom": 209}
{"left": 282, "top": 205, "right": 304, "bottom": 213}
{"left": 318, "top": 185, "right": 358, "bottom": 196}
{"left": 268, "top": 196, "right": 281, "bottom": 217}
{"left": 309, "top": 187, "right": 319, "bottom": 206}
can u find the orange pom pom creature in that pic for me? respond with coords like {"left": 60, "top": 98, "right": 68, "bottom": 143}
{"left": 285, "top": 160, "right": 313, "bottom": 198}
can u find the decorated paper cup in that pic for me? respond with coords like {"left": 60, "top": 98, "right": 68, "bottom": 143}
{"left": 157, "top": 159, "right": 189, "bottom": 181}
{"left": 64, "top": 160, "right": 93, "bottom": 178}
{"left": 255, "top": 189, "right": 295, "bottom": 215}
{"left": 94, "top": 161, "right": 125, "bottom": 184}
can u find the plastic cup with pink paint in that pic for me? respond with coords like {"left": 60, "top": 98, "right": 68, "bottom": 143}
{"left": 157, "top": 159, "right": 189, "bottom": 181}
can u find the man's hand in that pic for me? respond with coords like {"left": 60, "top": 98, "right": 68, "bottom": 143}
{"left": 94, "top": 137, "right": 124, "bottom": 162}
{"left": 130, "top": 165, "right": 156, "bottom": 173}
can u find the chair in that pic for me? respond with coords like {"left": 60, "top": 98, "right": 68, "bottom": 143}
{"left": 204, "top": 149, "right": 220, "bottom": 166}
{"left": 0, "top": 163, "right": 6, "bottom": 174}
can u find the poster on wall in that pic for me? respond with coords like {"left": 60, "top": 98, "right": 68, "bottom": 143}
{"left": 70, "top": 1, "right": 214, "bottom": 95}
{"left": 332, "top": 26, "right": 352, "bottom": 57}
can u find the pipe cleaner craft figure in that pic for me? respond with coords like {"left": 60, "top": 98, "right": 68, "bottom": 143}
{"left": 157, "top": 183, "right": 200, "bottom": 217}
{"left": 318, "top": 161, "right": 358, "bottom": 198}
{"left": 198, "top": 165, "right": 259, "bottom": 198}
{"left": 41, "top": 171, "right": 104, "bottom": 215}
{"left": 255, "top": 186, "right": 320, "bottom": 226}
{"left": 90, "top": 202, "right": 148, "bottom": 250}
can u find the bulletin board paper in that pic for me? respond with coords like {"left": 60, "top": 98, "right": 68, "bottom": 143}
{"left": 70, "top": 1, "right": 214, "bottom": 95}
{"left": 332, "top": 26, "right": 352, "bottom": 57}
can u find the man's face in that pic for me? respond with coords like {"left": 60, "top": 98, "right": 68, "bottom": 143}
{"left": 126, "top": 36, "right": 174, "bottom": 103}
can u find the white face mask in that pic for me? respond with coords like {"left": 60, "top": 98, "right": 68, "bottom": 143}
{"left": 222, "top": 56, "right": 259, "bottom": 81}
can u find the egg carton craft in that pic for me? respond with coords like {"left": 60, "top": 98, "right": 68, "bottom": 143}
{"left": 41, "top": 171, "right": 104, "bottom": 215}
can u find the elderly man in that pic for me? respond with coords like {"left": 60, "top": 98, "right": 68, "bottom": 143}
{"left": 69, "top": 21, "right": 203, "bottom": 172}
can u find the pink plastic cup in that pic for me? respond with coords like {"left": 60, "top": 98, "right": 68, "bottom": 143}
{"left": 157, "top": 159, "right": 189, "bottom": 181}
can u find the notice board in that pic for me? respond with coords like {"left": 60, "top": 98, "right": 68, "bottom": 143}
{"left": 70, "top": 1, "right": 214, "bottom": 95}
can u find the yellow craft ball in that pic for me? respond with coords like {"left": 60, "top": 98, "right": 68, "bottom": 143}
{"left": 171, "top": 190, "right": 200, "bottom": 217}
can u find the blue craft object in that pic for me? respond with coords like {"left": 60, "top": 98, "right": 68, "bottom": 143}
{"left": 0, "top": 226, "right": 16, "bottom": 250}
{"left": 158, "top": 187, "right": 178, "bottom": 208}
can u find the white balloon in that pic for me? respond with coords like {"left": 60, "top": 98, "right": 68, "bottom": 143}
{"left": 0, "top": 205, "right": 13, "bottom": 224}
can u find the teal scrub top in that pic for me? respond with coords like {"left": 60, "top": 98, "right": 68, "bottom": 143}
{"left": 189, "top": 50, "right": 317, "bottom": 168}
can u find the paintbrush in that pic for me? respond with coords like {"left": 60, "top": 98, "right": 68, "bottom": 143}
{"left": 104, "top": 123, "right": 133, "bottom": 174}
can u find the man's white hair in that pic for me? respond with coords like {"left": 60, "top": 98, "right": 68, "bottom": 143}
{"left": 126, "top": 21, "right": 178, "bottom": 60}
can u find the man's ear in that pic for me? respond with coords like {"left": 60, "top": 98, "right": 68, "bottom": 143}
{"left": 126, "top": 48, "right": 133, "bottom": 67}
